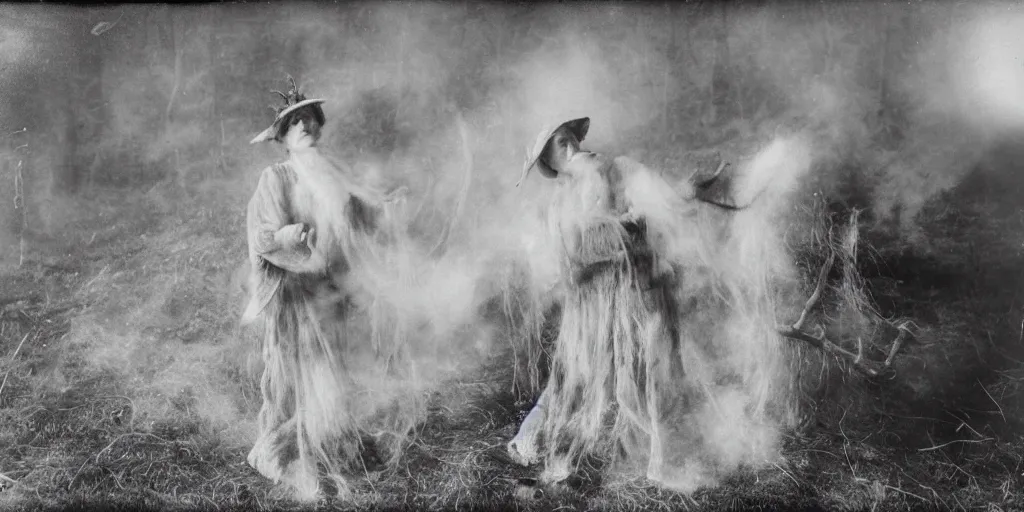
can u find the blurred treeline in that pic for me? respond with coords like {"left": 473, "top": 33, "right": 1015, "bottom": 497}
{"left": 0, "top": 2, "right": 982, "bottom": 246}
{"left": 6, "top": 1, "right": 1024, "bottom": 434}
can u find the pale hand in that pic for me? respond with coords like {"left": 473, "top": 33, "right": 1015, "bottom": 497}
{"left": 277, "top": 223, "right": 309, "bottom": 251}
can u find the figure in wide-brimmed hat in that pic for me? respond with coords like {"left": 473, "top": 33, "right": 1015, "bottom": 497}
{"left": 242, "top": 76, "right": 416, "bottom": 500}
{"left": 507, "top": 116, "right": 798, "bottom": 492}
{"left": 515, "top": 117, "right": 591, "bottom": 186}
{"left": 248, "top": 78, "right": 327, "bottom": 147}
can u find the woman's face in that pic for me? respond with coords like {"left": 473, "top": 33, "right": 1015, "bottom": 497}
{"left": 540, "top": 127, "right": 582, "bottom": 175}
{"left": 282, "top": 108, "right": 323, "bottom": 149}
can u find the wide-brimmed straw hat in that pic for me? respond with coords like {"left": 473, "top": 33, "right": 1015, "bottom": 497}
{"left": 250, "top": 98, "right": 326, "bottom": 144}
{"left": 250, "top": 78, "right": 326, "bottom": 144}
{"left": 516, "top": 117, "right": 590, "bottom": 187}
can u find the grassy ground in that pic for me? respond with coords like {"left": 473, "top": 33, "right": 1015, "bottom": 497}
{"left": 2, "top": 149, "right": 1024, "bottom": 512}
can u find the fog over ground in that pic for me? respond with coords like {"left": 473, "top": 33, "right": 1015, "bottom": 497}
{"left": 1, "top": 0, "right": 1024, "bottom": 501}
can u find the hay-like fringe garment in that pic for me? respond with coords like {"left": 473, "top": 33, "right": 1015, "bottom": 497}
{"left": 515, "top": 153, "right": 803, "bottom": 490}
{"left": 244, "top": 148, "right": 420, "bottom": 500}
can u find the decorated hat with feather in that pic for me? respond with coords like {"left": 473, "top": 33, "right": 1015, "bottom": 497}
{"left": 250, "top": 76, "right": 326, "bottom": 144}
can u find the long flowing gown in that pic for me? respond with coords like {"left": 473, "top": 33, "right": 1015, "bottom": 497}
{"left": 538, "top": 155, "right": 686, "bottom": 482}
{"left": 242, "top": 150, "right": 412, "bottom": 499}
{"left": 518, "top": 154, "right": 795, "bottom": 489}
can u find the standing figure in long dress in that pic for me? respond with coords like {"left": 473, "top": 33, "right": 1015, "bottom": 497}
{"left": 242, "top": 79, "right": 411, "bottom": 499}
{"left": 506, "top": 117, "right": 682, "bottom": 484}
{"left": 508, "top": 117, "right": 799, "bottom": 490}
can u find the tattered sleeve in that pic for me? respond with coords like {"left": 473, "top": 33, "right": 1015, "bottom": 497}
{"left": 248, "top": 169, "right": 285, "bottom": 260}
{"left": 241, "top": 167, "right": 289, "bottom": 323}
{"left": 247, "top": 167, "right": 329, "bottom": 274}
{"left": 242, "top": 166, "right": 328, "bottom": 323}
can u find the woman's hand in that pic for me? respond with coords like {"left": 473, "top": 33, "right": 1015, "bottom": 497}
{"left": 261, "top": 223, "right": 326, "bottom": 274}
{"left": 276, "top": 223, "right": 311, "bottom": 252}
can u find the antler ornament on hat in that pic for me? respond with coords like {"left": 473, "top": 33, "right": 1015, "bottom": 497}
{"left": 250, "top": 75, "right": 326, "bottom": 145}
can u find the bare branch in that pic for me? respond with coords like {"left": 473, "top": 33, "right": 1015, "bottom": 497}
{"left": 777, "top": 216, "right": 911, "bottom": 379}
{"left": 792, "top": 251, "right": 835, "bottom": 331}
{"left": 270, "top": 90, "right": 289, "bottom": 103}
{"left": 0, "top": 332, "right": 32, "bottom": 400}
{"left": 778, "top": 322, "right": 909, "bottom": 379}
{"left": 977, "top": 379, "right": 1006, "bottom": 423}
{"left": 917, "top": 438, "right": 993, "bottom": 452}
{"left": 842, "top": 209, "right": 861, "bottom": 265}
{"left": 884, "top": 323, "right": 910, "bottom": 367}
{"left": 10, "top": 130, "right": 28, "bottom": 267}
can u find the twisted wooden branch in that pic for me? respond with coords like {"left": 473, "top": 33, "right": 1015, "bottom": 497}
{"left": 271, "top": 90, "right": 289, "bottom": 103}
{"left": 777, "top": 233, "right": 911, "bottom": 379}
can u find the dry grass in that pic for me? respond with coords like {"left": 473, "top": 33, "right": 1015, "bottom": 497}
{"left": 2, "top": 147, "right": 1024, "bottom": 511}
